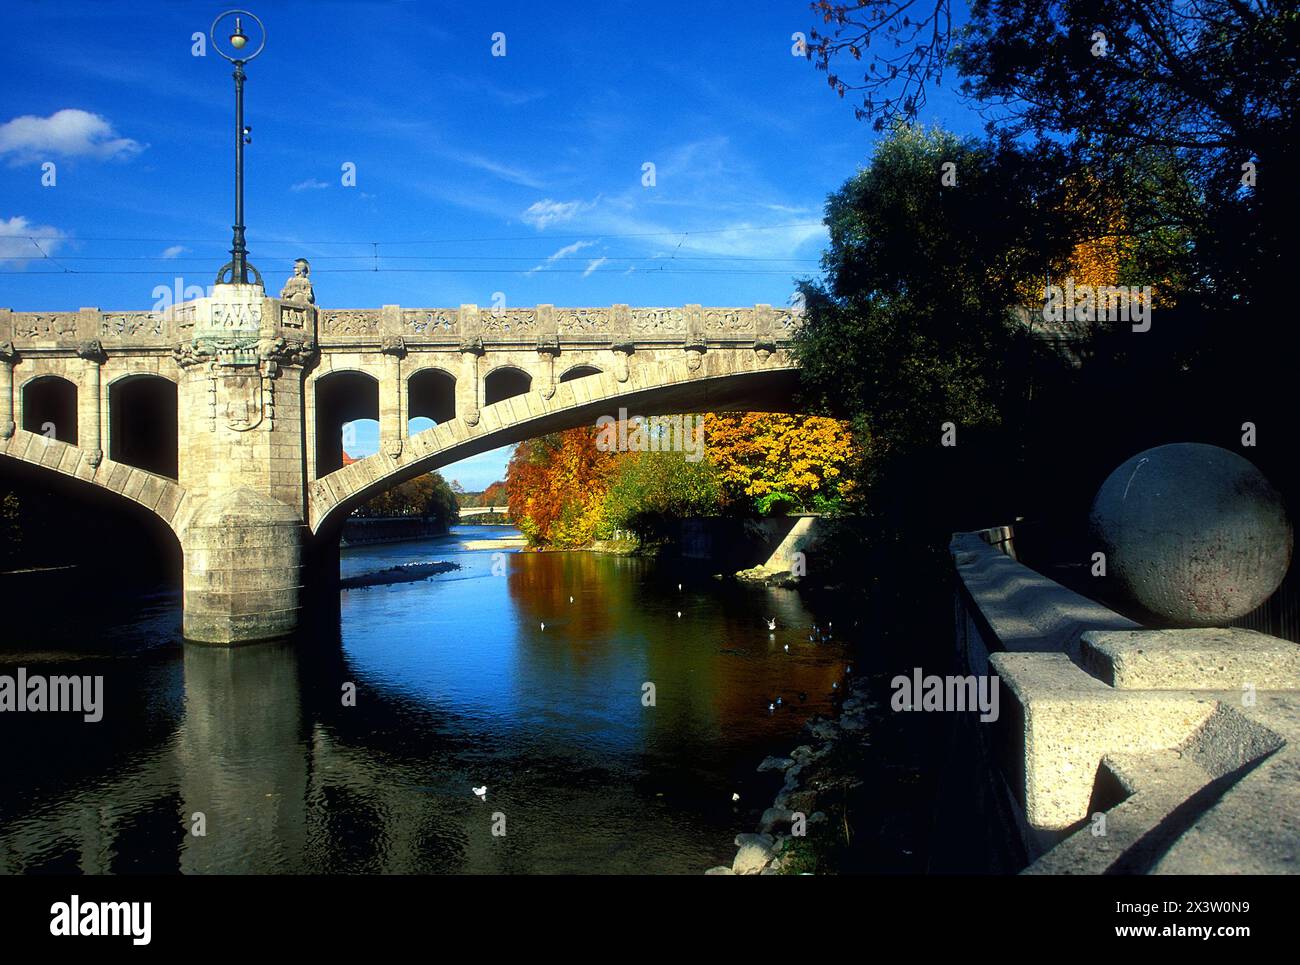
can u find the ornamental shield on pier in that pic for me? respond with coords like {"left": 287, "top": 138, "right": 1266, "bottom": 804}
{"left": 222, "top": 369, "right": 264, "bottom": 431}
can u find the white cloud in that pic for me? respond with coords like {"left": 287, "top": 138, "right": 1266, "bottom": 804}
{"left": 160, "top": 245, "right": 187, "bottom": 259}
{"left": 582, "top": 257, "right": 607, "bottom": 278}
{"left": 583, "top": 195, "right": 827, "bottom": 259}
{"left": 452, "top": 152, "right": 545, "bottom": 189}
{"left": 541, "top": 135, "right": 829, "bottom": 260}
{"left": 521, "top": 198, "right": 595, "bottom": 230}
{"left": 291, "top": 178, "right": 330, "bottom": 192}
{"left": 515, "top": 144, "right": 825, "bottom": 261}
{"left": 0, "top": 109, "right": 143, "bottom": 164}
{"left": 526, "top": 239, "right": 594, "bottom": 274}
{"left": 0, "top": 215, "right": 66, "bottom": 266}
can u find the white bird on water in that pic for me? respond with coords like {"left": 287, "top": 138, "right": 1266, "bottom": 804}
{"left": 766, "top": 617, "right": 777, "bottom": 631}
{"left": 473, "top": 786, "right": 487, "bottom": 801}
{"left": 768, "top": 702, "right": 775, "bottom": 712}
{"left": 569, "top": 595, "right": 574, "bottom": 604}
{"left": 678, "top": 583, "right": 683, "bottom": 591}
{"left": 732, "top": 792, "right": 740, "bottom": 802}
{"left": 783, "top": 644, "right": 789, "bottom": 653}
{"left": 676, "top": 611, "right": 682, "bottom": 618}
{"left": 540, "top": 621, "right": 546, "bottom": 631}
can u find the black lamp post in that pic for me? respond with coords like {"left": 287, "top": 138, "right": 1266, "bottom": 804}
{"left": 210, "top": 9, "right": 266, "bottom": 287}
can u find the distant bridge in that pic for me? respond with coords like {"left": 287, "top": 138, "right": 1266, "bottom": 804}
{"left": 457, "top": 505, "right": 510, "bottom": 520}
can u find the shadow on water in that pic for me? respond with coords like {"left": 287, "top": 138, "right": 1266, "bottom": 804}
{"left": 0, "top": 525, "right": 851, "bottom": 873}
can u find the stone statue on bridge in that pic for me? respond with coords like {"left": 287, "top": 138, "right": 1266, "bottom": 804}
{"left": 279, "top": 258, "right": 315, "bottom": 305}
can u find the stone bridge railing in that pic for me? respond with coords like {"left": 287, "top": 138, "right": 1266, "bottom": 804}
{"left": 314, "top": 304, "right": 799, "bottom": 346}
{"left": 0, "top": 304, "right": 802, "bottom": 353}
{"left": 2, "top": 308, "right": 174, "bottom": 351}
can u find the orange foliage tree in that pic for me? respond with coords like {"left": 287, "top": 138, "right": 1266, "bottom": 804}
{"left": 1016, "top": 172, "right": 1183, "bottom": 313}
{"left": 505, "top": 428, "right": 616, "bottom": 547}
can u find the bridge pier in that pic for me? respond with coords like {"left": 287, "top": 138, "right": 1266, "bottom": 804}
{"left": 180, "top": 489, "right": 306, "bottom": 644}
{"left": 168, "top": 283, "right": 317, "bottom": 644}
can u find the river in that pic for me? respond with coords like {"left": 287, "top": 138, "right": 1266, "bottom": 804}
{"left": 0, "top": 525, "right": 849, "bottom": 874}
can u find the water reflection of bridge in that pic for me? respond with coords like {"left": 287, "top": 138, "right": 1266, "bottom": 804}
{"left": 0, "top": 551, "right": 843, "bottom": 873}
{"left": 0, "top": 641, "right": 517, "bottom": 873}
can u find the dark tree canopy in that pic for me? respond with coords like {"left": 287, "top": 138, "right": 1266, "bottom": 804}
{"left": 793, "top": 125, "right": 1073, "bottom": 461}
{"left": 955, "top": 1, "right": 1298, "bottom": 160}
{"left": 809, "top": 1, "right": 1298, "bottom": 160}
{"left": 809, "top": 0, "right": 1297, "bottom": 318}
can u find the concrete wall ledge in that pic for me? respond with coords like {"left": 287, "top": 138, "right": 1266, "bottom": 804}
{"left": 1081, "top": 628, "right": 1300, "bottom": 690}
{"left": 952, "top": 531, "right": 1139, "bottom": 659}
{"left": 1024, "top": 698, "right": 1296, "bottom": 874}
{"left": 992, "top": 650, "right": 1219, "bottom": 831}
{"left": 953, "top": 526, "right": 1300, "bottom": 874}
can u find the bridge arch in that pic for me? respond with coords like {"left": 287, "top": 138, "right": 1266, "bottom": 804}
{"left": 483, "top": 365, "right": 531, "bottom": 406}
{"left": 20, "top": 374, "right": 78, "bottom": 444}
{"left": 559, "top": 364, "right": 602, "bottom": 383}
{"left": 0, "top": 457, "right": 182, "bottom": 597}
{"left": 314, "top": 369, "right": 379, "bottom": 475}
{"left": 407, "top": 365, "right": 456, "bottom": 427}
{"left": 308, "top": 359, "right": 800, "bottom": 535}
{"left": 108, "top": 373, "right": 178, "bottom": 478}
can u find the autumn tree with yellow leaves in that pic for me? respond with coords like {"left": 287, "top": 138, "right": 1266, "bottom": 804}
{"left": 703, "top": 413, "right": 856, "bottom": 515}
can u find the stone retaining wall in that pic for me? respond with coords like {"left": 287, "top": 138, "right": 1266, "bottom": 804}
{"left": 339, "top": 516, "right": 449, "bottom": 547}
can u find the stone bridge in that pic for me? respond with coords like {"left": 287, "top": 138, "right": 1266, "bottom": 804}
{"left": 0, "top": 284, "right": 801, "bottom": 643}
{"left": 457, "top": 506, "right": 510, "bottom": 519}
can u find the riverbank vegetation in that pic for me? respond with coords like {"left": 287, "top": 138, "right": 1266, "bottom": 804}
{"left": 349, "top": 471, "right": 459, "bottom": 529}
{"left": 503, "top": 413, "right": 856, "bottom": 548}
{"left": 456, "top": 480, "right": 508, "bottom": 509}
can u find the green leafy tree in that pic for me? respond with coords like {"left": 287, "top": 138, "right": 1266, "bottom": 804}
{"left": 794, "top": 124, "right": 1071, "bottom": 470}
{"left": 355, "top": 471, "right": 458, "bottom": 528}
{"left": 808, "top": 1, "right": 1297, "bottom": 376}
{"left": 600, "top": 450, "right": 722, "bottom": 541}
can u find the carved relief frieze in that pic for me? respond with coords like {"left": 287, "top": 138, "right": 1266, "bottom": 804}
{"left": 557, "top": 308, "right": 611, "bottom": 335}
{"left": 404, "top": 309, "right": 458, "bottom": 336}
{"left": 632, "top": 308, "right": 687, "bottom": 336}
{"left": 319, "top": 309, "right": 380, "bottom": 335}
{"left": 12, "top": 313, "right": 77, "bottom": 340}
{"left": 101, "top": 312, "right": 165, "bottom": 338}
{"left": 482, "top": 309, "right": 537, "bottom": 336}
{"left": 703, "top": 308, "right": 755, "bottom": 333}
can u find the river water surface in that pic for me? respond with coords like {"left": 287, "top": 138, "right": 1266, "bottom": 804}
{"left": 0, "top": 525, "right": 849, "bottom": 873}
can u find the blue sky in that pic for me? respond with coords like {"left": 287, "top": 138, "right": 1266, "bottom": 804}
{"left": 1, "top": 0, "right": 979, "bottom": 488}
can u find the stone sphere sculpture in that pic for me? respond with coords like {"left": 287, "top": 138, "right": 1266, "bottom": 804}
{"left": 1090, "top": 443, "right": 1292, "bottom": 626}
